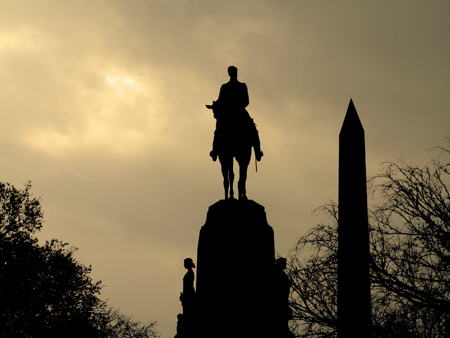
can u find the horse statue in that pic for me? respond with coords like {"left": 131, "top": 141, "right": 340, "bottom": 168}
{"left": 207, "top": 102, "right": 262, "bottom": 201}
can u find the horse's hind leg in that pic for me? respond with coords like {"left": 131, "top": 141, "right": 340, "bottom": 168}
{"left": 238, "top": 166, "right": 248, "bottom": 200}
{"left": 223, "top": 179, "right": 229, "bottom": 200}
{"left": 237, "top": 148, "right": 251, "bottom": 200}
{"left": 221, "top": 168, "right": 229, "bottom": 200}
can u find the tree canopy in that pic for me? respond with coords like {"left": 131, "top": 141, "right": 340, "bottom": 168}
{"left": 0, "top": 182, "right": 158, "bottom": 338}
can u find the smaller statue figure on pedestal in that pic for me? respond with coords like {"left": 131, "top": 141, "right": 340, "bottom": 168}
{"left": 179, "top": 258, "right": 196, "bottom": 337}
{"left": 180, "top": 258, "right": 196, "bottom": 306}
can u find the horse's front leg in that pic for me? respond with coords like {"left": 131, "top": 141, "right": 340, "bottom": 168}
{"left": 220, "top": 155, "right": 232, "bottom": 200}
{"left": 229, "top": 163, "right": 235, "bottom": 200}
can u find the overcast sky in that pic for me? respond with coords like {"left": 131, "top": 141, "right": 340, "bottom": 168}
{"left": 1, "top": 1, "right": 449, "bottom": 336}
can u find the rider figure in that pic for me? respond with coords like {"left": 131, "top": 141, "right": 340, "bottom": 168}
{"left": 206, "top": 66, "right": 263, "bottom": 162}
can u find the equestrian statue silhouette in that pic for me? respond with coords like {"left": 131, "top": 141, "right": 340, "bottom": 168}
{"left": 206, "top": 66, "right": 263, "bottom": 200}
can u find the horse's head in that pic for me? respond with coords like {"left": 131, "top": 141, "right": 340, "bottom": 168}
{"left": 211, "top": 101, "right": 224, "bottom": 120}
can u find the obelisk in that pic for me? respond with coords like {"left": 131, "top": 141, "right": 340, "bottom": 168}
{"left": 338, "top": 99, "right": 371, "bottom": 337}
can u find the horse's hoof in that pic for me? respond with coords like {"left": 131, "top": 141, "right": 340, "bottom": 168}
{"left": 239, "top": 195, "right": 248, "bottom": 201}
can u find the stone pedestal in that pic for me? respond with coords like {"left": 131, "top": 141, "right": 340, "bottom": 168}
{"left": 196, "top": 199, "right": 276, "bottom": 338}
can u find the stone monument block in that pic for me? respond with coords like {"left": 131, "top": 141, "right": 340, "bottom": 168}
{"left": 196, "top": 199, "right": 276, "bottom": 338}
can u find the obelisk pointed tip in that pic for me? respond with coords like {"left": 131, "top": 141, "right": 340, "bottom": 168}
{"left": 340, "top": 98, "right": 363, "bottom": 135}
{"left": 349, "top": 98, "right": 354, "bottom": 108}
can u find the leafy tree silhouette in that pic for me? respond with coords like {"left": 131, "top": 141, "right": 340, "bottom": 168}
{"left": 286, "top": 139, "right": 450, "bottom": 338}
{"left": 0, "top": 182, "right": 158, "bottom": 338}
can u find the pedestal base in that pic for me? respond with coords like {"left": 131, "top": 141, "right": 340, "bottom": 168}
{"left": 196, "top": 199, "right": 276, "bottom": 338}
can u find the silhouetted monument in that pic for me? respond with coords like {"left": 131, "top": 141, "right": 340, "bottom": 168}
{"left": 206, "top": 66, "right": 263, "bottom": 200}
{"left": 174, "top": 68, "right": 293, "bottom": 338}
{"left": 174, "top": 199, "right": 294, "bottom": 338}
{"left": 338, "top": 99, "right": 371, "bottom": 337}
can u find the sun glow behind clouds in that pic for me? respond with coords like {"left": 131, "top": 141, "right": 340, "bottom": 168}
{"left": 23, "top": 72, "right": 166, "bottom": 157}
{"left": 106, "top": 75, "right": 142, "bottom": 98}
